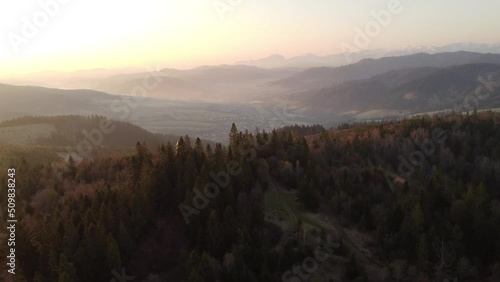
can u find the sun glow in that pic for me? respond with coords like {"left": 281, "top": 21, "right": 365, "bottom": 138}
{"left": 0, "top": 0, "right": 499, "bottom": 77}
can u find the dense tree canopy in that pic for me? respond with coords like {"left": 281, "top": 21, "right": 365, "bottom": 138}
{"left": 0, "top": 111, "right": 499, "bottom": 281}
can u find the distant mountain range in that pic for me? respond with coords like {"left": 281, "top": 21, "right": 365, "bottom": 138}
{"left": 290, "top": 63, "right": 500, "bottom": 119}
{"left": 2, "top": 49, "right": 500, "bottom": 135}
{"left": 273, "top": 51, "right": 500, "bottom": 91}
{"left": 237, "top": 42, "right": 500, "bottom": 68}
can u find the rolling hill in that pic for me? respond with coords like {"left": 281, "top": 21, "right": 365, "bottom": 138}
{"left": 0, "top": 115, "right": 179, "bottom": 147}
{"left": 0, "top": 83, "right": 316, "bottom": 142}
{"left": 0, "top": 83, "right": 118, "bottom": 118}
{"left": 92, "top": 65, "right": 300, "bottom": 102}
{"left": 292, "top": 63, "right": 500, "bottom": 118}
{"left": 0, "top": 115, "right": 192, "bottom": 163}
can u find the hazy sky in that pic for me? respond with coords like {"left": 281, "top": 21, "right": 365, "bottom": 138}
{"left": 0, "top": 0, "right": 499, "bottom": 76}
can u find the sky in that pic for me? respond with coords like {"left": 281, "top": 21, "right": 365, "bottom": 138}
{"left": 0, "top": 0, "right": 499, "bottom": 77}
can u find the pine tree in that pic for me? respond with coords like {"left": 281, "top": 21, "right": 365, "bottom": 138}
{"left": 66, "top": 156, "right": 76, "bottom": 178}
{"left": 417, "top": 233, "right": 429, "bottom": 272}
{"left": 57, "top": 254, "right": 77, "bottom": 282}
{"left": 105, "top": 234, "right": 122, "bottom": 273}
{"left": 230, "top": 123, "right": 239, "bottom": 153}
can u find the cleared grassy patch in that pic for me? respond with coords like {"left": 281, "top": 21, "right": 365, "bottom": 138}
{"left": 265, "top": 189, "right": 298, "bottom": 213}
{"left": 264, "top": 187, "right": 324, "bottom": 231}
{"left": 0, "top": 124, "right": 56, "bottom": 145}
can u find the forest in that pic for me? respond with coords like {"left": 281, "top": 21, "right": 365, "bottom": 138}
{"left": 0, "top": 111, "right": 499, "bottom": 282}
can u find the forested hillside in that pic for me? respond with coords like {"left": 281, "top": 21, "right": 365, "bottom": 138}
{"left": 0, "top": 115, "right": 178, "bottom": 148}
{"left": 303, "top": 111, "right": 500, "bottom": 281}
{"left": 0, "top": 111, "right": 499, "bottom": 281}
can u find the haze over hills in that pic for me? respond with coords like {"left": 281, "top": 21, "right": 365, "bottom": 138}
{"left": 92, "top": 65, "right": 301, "bottom": 102}
{"left": 1, "top": 68, "right": 143, "bottom": 90}
{"left": 0, "top": 83, "right": 315, "bottom": 142}
{"left": 4, "top": 0, "right": 500, "bottom": 280}
{"left": 236, "top": 42, "right": 500, "bottom": 68}
{"left": 2, "top": 50, "right": 500, "bottom": 141}
{"left": 4, "top": 42, "right": 500, "bottom": 93}
{"left": 2, "top": 65, "right": 301, "bottom": 103}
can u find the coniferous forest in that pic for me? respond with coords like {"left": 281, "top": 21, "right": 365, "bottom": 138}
{"left": 0, "top": 111, "right": 500, "bottom": 282}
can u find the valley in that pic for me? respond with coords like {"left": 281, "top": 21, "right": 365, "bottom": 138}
{"left": 1, "top": 48, "right": 500, "bottom": 282}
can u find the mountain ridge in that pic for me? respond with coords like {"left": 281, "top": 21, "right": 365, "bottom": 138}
{"left": 292, "top": 63, "right": 500, "bottom": 118}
